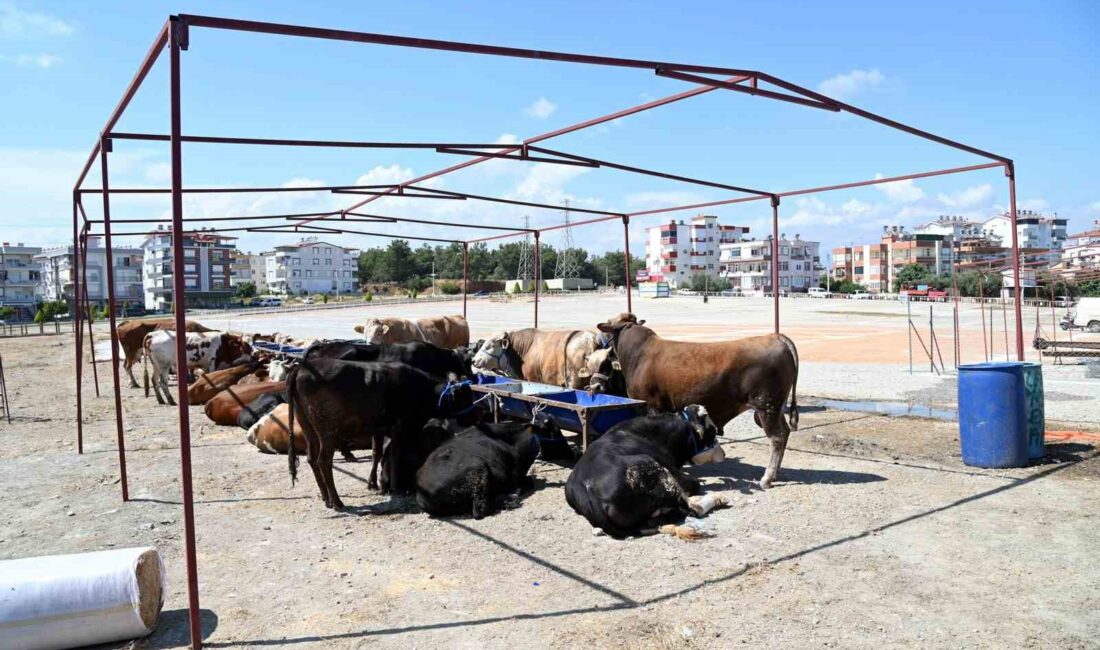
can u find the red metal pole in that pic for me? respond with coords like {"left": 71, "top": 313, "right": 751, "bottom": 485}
{"left": 99, "top": 139, "right": 129, "bottom": 503}
{"left": 1006, "top": 163, "right": 1025, "bottom": 361}
{"left": 80, "top": 230, "right": 100, "bottom": 397}
{"left": 72, "top": 199, "right": 83, "bottom": 454}
{"left": 533, "top": 231, "right": 541, "bottom": 328}
{"left": 623, "top": 216, "right": 633, "bottom": 314}
{"left": 462, "top": 242, "right": 468, "bottom": 320}
{"left": 170, "top": 19, "right": 203, "bottom": 650}
{"left": 771, "top": 196, "right": 781, "bottom": 334}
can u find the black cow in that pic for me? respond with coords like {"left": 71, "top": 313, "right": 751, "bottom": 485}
{"left": 564, "top": 405, "right": 726, "bottom": 538}
{"left": 415, "top": 413, "right": 568, "bottom": 519}
{"left": 287, "top": 359, "right": 473, "bottom": 510}
{"left": 299, "top": 339, "right": 475, "bottom": 487}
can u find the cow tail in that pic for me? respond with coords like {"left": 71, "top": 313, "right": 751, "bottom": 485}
{"left": 286, "top": 364, "right": 300, "bottom": 485}
{"left": 778, "top": 333, "right": 799, "bottom": 431}
{"left": 142, "top": 336, "right": 150, "bottom": 398}
{"left": 561, "top": 331, "right": 580, "bottom": 388}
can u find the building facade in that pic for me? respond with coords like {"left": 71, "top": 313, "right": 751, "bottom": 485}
{"left": 265, "top": 238, "right": 359, "bottom": 295}
{"left": 229, "top": 251, "right": 269, "bottom": 294}
{"left": 36, "top": 237, "right": 144, "bottom": 307}
{"left": 833, "top": 226, "right": 950, "bottom": 293}
{"left": 0, "top": 242, "right": 42, "bottom": 319}
{"left": 642, "top": 215, "right": 749, "bottom": 288}
{"left": 140, "top": 227, "right": 239, "bottom": 311}
{"left": 1057, "top": 222, "right": 1100, "bottom": 278}
{"left": 981, "top": 210, "right": 1067, "bottom": 262}
{"left": 718, "top": 234, "right": 822, "bottom": 293}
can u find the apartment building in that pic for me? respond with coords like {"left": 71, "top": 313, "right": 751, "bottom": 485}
{"left": 1055, "top": 222, "right": 1100, "bottom": 278}
{"left": 833, "top": 226, "right": 950, "bottom": 293}
{"left": 0, "top": 242, "right": 42, "bottom": 319}
{"left": 642, "top": 215, "right": 749, "bottom": 288}
{"left": 35, "top": 236, "right": 144, "bottom": 307}
{"left": 718, "top": 234, "right": 822, "bottom": 293}
{"left": 265, "top": 237, "right": 359, "bottom": 295}
{"left": 229, "top": 251, "right": 269, "bottom": 294}
{"left": 982, "top": 210, "right": 1067, "bottom": 262}
{"left": 140, "top": 226, "right": 238, "bottom": 311}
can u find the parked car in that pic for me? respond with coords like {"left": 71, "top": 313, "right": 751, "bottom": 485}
{"left": 807, "top": 287, "right": 831, "bottom": 298}
{"left": 255, "top": 297, "right": 283, "bottom": 307}
{"left": 720, "top": 288, "right": 743, "bottom": 297}
{"left": 851, "top": 291, "right": 872, "bottom": 300}
{"left": 1062, "top": 297, "right": 1100, "bottom": 333}
{"left": 301, "top": 297, "right": 315, "bottom": 305}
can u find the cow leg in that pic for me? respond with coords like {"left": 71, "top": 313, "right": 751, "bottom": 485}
{"left": 160, "top": 371, "right": 176, "bottom": 406}
{"left": 340, "top": 445, "right": 358, "bottom": 463}
{"left": 368, "top": 433, "right": 382, "bottom": 490}
{"left": 124, "top": 358, "right": 140, "bottom": 388}
{"left": 303, "top": 438, "right": 331, "bottom": 508}
{"left": 759, "top": 409, "right": 791, "bottom": 490}
{"left": 318, "top": 441, "right": 344, "bottom": 510}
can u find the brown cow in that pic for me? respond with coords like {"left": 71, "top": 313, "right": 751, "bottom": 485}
{"left": 471, "top": 329, "right": 603, "bottom": 388}
{"left": 236, "top": 368, "right": 270, "bottom": 386}
{"left": 187, "top": 362, "right": 260, "bottom": 405}
{"left": 246, "top": 403, "right": 302, "bottom": 454}
{"left": 115, "top": 318, "right": 214, "bottom": 388}
{"left": 596, "top": 318, "right": 799, "bottom": 490}
{"left": 353, "top": 315, "right": 468, "bottom": 348}
{"left": 204, "top": 381, "right": 285, "bottom": 426}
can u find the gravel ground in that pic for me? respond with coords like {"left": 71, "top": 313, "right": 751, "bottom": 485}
{"left": 3, "top": 329, "right": 1100, "bottom": 649}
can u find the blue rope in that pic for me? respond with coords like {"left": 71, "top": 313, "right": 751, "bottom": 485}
{"left": 437, "top": 379, "right": 473, "bottom": 409}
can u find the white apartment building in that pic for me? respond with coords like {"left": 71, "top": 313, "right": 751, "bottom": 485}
{"left": 642, "top": 215, "right": 749, "bottom": 288}
{"left": 981, "top": 210, "right": 1067, "bottom": 262}
{"left": 36, "top": 237, "right": 144, "bottom": 307}
{"left": 140, "top": 227, "right": 239, "bottom": 311}
{"left": 265, "top": 238, "right": 359, "bottom": 295}
{"left": 719, "top": 234, "right": 822, "bottom": 293}
{"left": 1057, "top": 222, "right": 1100, "bottom": 277}
{"left": 0, "top": 242, "right": 42, "bottom": 319}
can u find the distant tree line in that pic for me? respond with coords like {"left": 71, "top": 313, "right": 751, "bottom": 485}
{"left": 357, "top": 240, "right": 644, "bottom": 289}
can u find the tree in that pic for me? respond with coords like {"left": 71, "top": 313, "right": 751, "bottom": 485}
{"left": 357, "top": 248, "right": 386, "bottom": 284}
{"left": 34, "top": 309, "right": 46, "bottom": 324}
{"left": 235, "top": 281, "right": 257, "bottom": 298}
{"left": 438, "top": 281, "right": 461, "bottom": 295}
{"left": 1078, "top": 280, "right": 1100, "bottom": 297}
{"left": 892, "top": 264, "right": 930, "bottom": 292}
{"left": 954, "top": 271, "right": 1002, "bottom": 297}
{"left": 688, "top": 274, "right": 731, "bottom": 292}
{"left": 0, "top": 306, "right": 15, "bottom": 320}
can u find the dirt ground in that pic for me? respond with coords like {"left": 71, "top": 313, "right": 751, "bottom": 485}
{"left": 3, "top": 330, "right": 1100, "bottom": 649}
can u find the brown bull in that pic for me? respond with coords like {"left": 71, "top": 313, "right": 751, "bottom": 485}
{"left": 115, "top": 318, "right": 213, "bottom": 388}
{"left": 204, "top": 381, "right": 286, "bottom": 426}
{"left": 471, "top": 329, "right": 604, "bottom": 388}
{"left": 596, "top": 319, "right": 798, "bottom": 489}
{"left": 187, "top": 363, "right": 260, "bottom": 405}
{"left": 353, "top": 315, "right": 469, "bottom": 348}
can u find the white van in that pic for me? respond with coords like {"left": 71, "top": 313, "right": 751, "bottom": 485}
{"left": 1063, "top": 297, "right": 1100, "bottom": 333}
{"left": 807, "top": 287, "right": 831, "bottom": 298}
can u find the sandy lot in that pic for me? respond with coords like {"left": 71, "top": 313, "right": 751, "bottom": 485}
{"left": 2, "top": 299, "right": 1099, "bottom": 648}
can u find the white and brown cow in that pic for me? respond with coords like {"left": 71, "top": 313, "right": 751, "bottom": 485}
{"left": 471, "top": 329, "right": 606, "bottom": 389}
{"left": 143, "top": 331, "right": 252, "bottom": 406}
{"left": 353, "top": 315, "right": 469, "bottom": 349}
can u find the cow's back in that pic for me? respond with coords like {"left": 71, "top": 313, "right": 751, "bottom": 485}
{"left": 205, "top": 380, "right": 286, "bottom": 426}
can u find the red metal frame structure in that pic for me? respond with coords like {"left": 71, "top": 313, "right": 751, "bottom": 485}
{"left": 73, "top": 15, "right": 1025, "bottom": 648}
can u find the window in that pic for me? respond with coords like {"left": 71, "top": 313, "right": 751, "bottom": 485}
{"left": 312, "top": 247, "right": 319, "bottom": 254}
{"left": 305, "top": 270, "right": 312, "bottom": 278}
{"left": 184, "top": 263, "right": 196, "bottom": 273}
{"left": 325, "top": 258, "right": 332, "bottom": 266}
{"left": 325, "top": 247, "right": 332, "bottom": 254}
{"left": 332, "top": 271, "right": 338, "bottom": 278}
{"left": 293, "top": 282, "right": 300, "bottom": 289}
{"left": 313, "top": 259, "right": 319, "bottom": 266}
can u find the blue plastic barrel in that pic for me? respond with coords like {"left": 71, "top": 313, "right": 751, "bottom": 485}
{"left": 1021, "top": 363, "right": 1046, "bottom": 459}
{"left": 957, "top": 362, "right": 1029, "bottom": 468}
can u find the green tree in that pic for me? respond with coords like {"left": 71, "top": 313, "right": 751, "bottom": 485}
{"left": 34, "top": 309, "right": 46, "bottom": 324}
{"left": 357, "top": 248, "right": 386, "bottom": 284}
{"left": 0, "top": 306, "right": 15, "bottom": 320}
{"left": 892, "top": 264, "right": 931, "bottom": 292}
{"left": 954, "top": 271, "right": 1002, "bottom": 297}
{"left": 235, "top": 281, "right": 257, "bottom": 298}
{"left": 687, "top": 274, "right": 731, "bottom": 292}
{"left": 1078, "top": 280, "right": 1100, "bottom": 297}
{"left": 438, "top": 281, "right": 461, "bottom": 295}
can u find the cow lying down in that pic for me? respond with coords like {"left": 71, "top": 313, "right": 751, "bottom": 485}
{"left": 416, "top": 413, "right": 574, "bottom": 519}
{"left": 244, "top": 401, "right": 363, "bottom": 462}
{"left": 565, "top": 405, "right": 725, "bottom": 539}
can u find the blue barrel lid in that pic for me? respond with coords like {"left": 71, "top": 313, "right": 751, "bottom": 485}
{"left": 959, "top": 361, "right": 1029, "bottom": 371}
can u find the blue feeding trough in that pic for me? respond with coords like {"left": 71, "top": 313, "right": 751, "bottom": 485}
{"left": 958, "top": 362, "right": 1037, "bottom": 468}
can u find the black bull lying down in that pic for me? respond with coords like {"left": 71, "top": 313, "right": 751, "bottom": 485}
{"left": 565, "top": 405, "right": 725, "bottom": 538}
{"left": 415, "top": 413, "right": 576, "bottom": 519}
{"left": 287, "top": 358, "right": 474, "bottom": 510}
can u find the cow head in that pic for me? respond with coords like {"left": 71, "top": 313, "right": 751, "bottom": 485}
{"left": 580, "top": 348, "right": 621, "bottom": 395}
{"left": 528, "top": 410, "right": 578, "bottom": 464}
{"left": 268, "top": 358, "right": 293, "bottom": 382}
{"left": 681, "top": 404, "right": 725, "bottom": 465}
{"left": 606, "top": 312, "right": 644, "bottom": 327}
{"left": 453, "top": 339, "right": 484, "bottom": 377}
{"left": 353, "top": 318, "right": 389, "bottom": 343}
{"left": 471, "top": 332, "right": 520, "bottom": 378}
{"left": 436, "top": 373, "right": 474, "bottom": 419}
{"left": 217, "top": 334, "right": 253, "bottom": 368}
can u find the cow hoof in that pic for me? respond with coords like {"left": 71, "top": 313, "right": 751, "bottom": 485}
{"left": 341, "top": 452, "right": 358, "bottom": 463}
{"left": 759, "top": 478, "right": 773, "bottom": 490}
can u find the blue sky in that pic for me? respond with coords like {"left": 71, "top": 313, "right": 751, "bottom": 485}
{"left": 1, "top": 0, "right": 1097, "bottom": 258}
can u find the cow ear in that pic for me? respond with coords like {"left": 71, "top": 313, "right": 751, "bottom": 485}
{"left": 381, "top": 324, "right": 390, "bottom": 334}
{"left": 447, "top": 372, "right": 458, "bottom": 382}
{"left": 354, "top": 325, "right": 364, "bottom": 334}
{"left": 577, "top": 367, "right": 592, "bottom": 377}
{"left": 637, "top": 319, "right": 646, "bottom": 326}
{"left": 500, "top": 336, "right": 510, "bottom": 350}
{"left": 611, "top": 360, "right": 622, "bottom": 371}
{"left": 596, "top": 322, "right": 613, "bottom": 333}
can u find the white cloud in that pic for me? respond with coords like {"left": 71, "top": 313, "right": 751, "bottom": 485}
{"left": 353, "top": 164, "right": 416, "bottom": 187}
{"left": 818, "top": 69, "right": 885, "bottom": 100}
{"left": 0, "top": 3, "right": 73, "bottom": 37}
{"left": 873, "top": 174, "right": 924, "bottom": 203}
{"left": 513, "top": 162, "right": 589, "bottom": 204}
{"left": 524, "top": 97, "right": 557, "bottom": 119}
{"left": 0, "top": 52, "right": 60, "bottom": 68}
{"left": 780, "top": 196, "right": 882, "bottom": 228}
{"left": 936, "top": 183, "right": 993, "bottom": 208}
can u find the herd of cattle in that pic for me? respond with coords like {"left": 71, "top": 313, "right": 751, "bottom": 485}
{"left": 113, "top": 312, "right": 799, "bottom": 538}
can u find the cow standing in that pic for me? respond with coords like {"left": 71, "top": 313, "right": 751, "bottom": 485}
{"left": 353, "top": 315, "right": 469, "bottom": 349}
{"left": 596, "top": 319, "right": 798, "bottom": 489}
{"left": 143, "top": 331, "right": 251, "bottom": 405}
{"left": 115, "top": 318, "right": 213, "bottom": 388}
{"left": 287, "top": 359, "right": 473, "bottom": 510}
{"left": 471, "top": 329, "right": 605, "bottom": 389}
{"left": 565, "top": 406, "right": 725, "bottom": 538}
